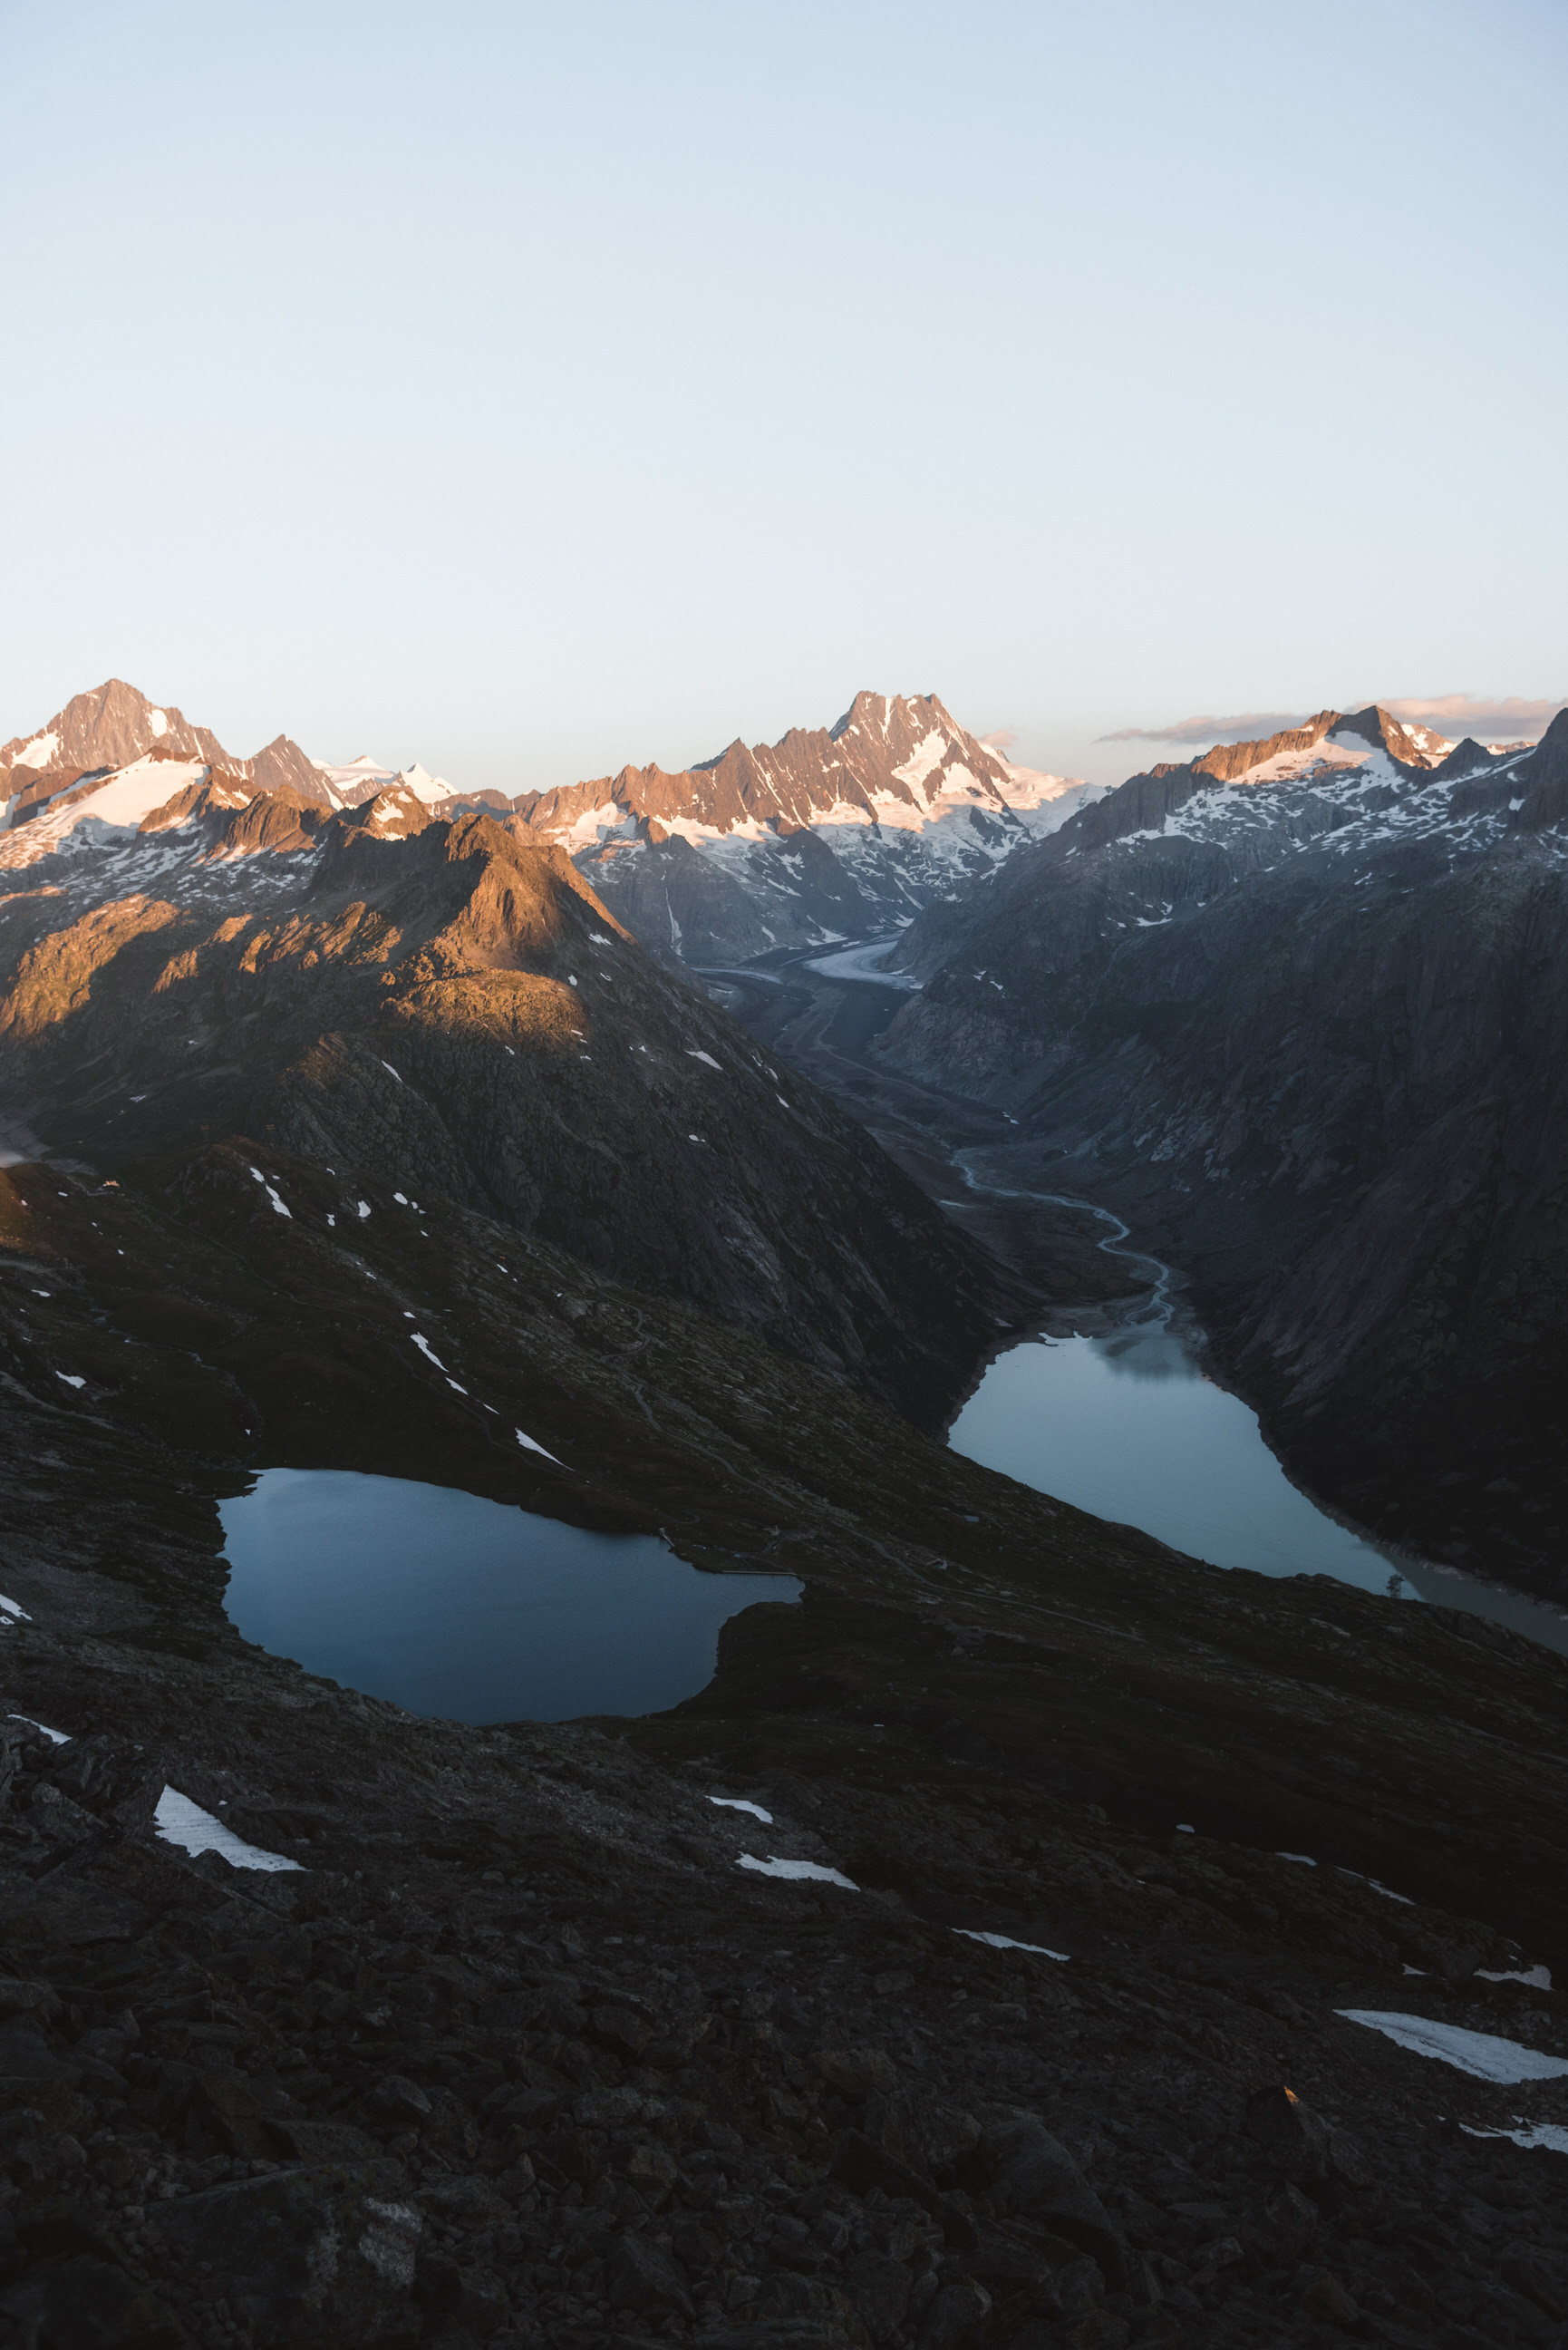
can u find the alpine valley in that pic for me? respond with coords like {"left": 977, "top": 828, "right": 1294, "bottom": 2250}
{"left": 877, "top": 704, "right": 1568, "bottom": 1607}
{"left": 3, "top": 678, "right": 1568, "bottom": 2350}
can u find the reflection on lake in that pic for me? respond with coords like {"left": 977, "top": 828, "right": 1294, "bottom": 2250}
{"left": 220, "top": 1469, "right": 801, "bottom": 1723}
{"left": 950, "top": 1282, "right": 1568, "bottom": 1658}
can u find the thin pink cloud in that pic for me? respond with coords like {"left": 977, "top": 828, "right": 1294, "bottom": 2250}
{"left": 1379, "top": 694, "right": 1566, "bottom": 740}
{"left": 1098, "top": 711, "right": 1308, "bottom": 747}
{"left": 1100, "top": 694, "right": 1567, "bottom": 752}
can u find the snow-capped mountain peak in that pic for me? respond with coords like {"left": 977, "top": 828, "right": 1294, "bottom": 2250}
{"left": 0, "top": 677, "right": 1097, "bottom": 973}
{"left": 508, "top": 690, "right": 1100, "bottom": 965}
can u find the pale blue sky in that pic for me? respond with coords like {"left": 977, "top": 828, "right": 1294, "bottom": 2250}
{"left": 3, "top": 0, "right": 1563, "bottom": 789}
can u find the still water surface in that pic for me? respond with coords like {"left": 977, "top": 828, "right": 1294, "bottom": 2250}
{"left": 220, "top": 1469, "right": 801, "bottom": 1723}
{"left": 948, "top": 1196, "right": 1568, "bottom": 1657}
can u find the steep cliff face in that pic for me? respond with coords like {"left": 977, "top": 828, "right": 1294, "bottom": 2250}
{"left": 880, "top": 709, "right": 1568, "bottom": 1595}
{"left": 0, "top": 785, "right": 1011, "bottom": 1426}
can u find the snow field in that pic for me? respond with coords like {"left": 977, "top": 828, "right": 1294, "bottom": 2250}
{"left": 155, "top": 1787, "right": 304, "bottom": 1874}
{"left": 1337, "top": 2011, "right": 1568, "bottom": 2083}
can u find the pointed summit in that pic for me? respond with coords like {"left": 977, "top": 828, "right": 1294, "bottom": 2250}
{"left": 0, "top": 678, "right": 229, "bottom": 784}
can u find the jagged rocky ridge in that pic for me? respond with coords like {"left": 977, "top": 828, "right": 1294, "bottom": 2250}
{"left": 0, "top": 681, "right": 326, "bottom": 819}
{"left": 512, "top": 694, "right": 1096, "bottom": 966}
{"left": 1, "top": 683, "right": 1097, "bottom": 970}
{"left": 0, "top": 774, "right": 1006, "bottom": 1429}
{"left": 879, "top": 704, "right": 1568, "bottom": 1600}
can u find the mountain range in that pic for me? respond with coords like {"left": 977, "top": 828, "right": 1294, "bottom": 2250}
{"left": 1, "top": 680, "right": 1095, "bottom": 963}
{"left": 514, "top": 691, "right": 1098, "bottom": 962}
{"left": 878, "top": 701, "right": 1568, "bottom": 1602}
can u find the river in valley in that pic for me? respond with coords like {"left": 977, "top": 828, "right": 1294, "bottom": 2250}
{"left": 220, "top": 1469, "right": 801, "bottom": 1723}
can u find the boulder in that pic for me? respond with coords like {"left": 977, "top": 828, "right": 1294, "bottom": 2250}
{"left": 918, "top": 2277, "right": 992, "bottom": 2348}
{"left": 414, "top": 2255, "right": 508, "bottom": 2338}
{"left": 814, "top": 2045, "right": 899, "bottom": 2102}
{"left": 0, "top": 2256, "right": 184, "bottom": 2349}
{"left": 144, "top": 2159, "right": 420, "bottom": 2347}
{"left": 974, "top": 2112, "right": 1125, "bottom": 2285}
{"left": 605, "top": 2229, "right": 693, "bottom": 2320}
{"left": 1243, "top": 2085, "right": 1372, "bottom": 2202}
{"left": 830, "top": 2129, "right": 977, "bottom": 2250}
{"left": 367, "top": 2073, "right": 431, "bottom": 2123}
{"left": 844, "top": 2246, "right": 912, "bottom": 2342}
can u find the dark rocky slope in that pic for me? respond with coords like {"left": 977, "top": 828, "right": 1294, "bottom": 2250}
{"left": 878, "top": 710, "right": 1568, "bottom": 1601}
{"left": 0, "top": 796, "right": 1008, "bottom": 1428}
{"left": 7, "top": 1151, "right": 1568, "bottom": 2348}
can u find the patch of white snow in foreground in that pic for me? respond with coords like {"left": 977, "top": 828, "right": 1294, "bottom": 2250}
{"left": 738, "top": 1853, "right": 857, "bottom": 1889}
{"left": 515, "top": 1427, "right": 561, "bottom": 1463}
{"left": 1478, "top": 1965, "right": 1553, "bottom": 1990}
{"left": 686, "top": 1051, "right": 722, "bottom": 1071}
{"left": 155, "top": 1787, "right": 303, "bottom": 1873}
{"left": 0, "top": 1595, "right": 32, "bottom": 1623}
{"left": 1463, "top": 2122, "right": 1568, "bottom": 2157}
{"left": 1339, "top": 1868, "right": 1414, "bottom": 1904}
{"left": 9, "top": 1714, "right": 68, "bottom": 1743}
{"left": 955, "top": 1929, "right": 1070, "bottom": 1962}
{"left": 711, "top": 1796, "right": 772, "bottom": 1824}
{"left": 56, "top": 1374, "right": 85, "bottom": 1390}
{"left": 248, "top": 1165, "right": 291, "bottom": 1218}
{"left": 1337, "top": 2011, "right": 1568, "bottom": 2083}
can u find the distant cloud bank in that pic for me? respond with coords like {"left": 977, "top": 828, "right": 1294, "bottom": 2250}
{"left": 1100, "top": 694, "right": 1566, "bottom": 753}
{"left": 1380, "top": 694, "right": 1566, "bottom": 739}
{"left": 1098, "top": 712, "right": 1307, "bottom": 747}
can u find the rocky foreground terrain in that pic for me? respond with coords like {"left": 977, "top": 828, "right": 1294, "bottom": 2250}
{"left": 4, "top": 694, "right": 1568, "bottom": 2347}
{"left": 880, "top": 706, "right": 1568, "bottom": 1605}
{"left": 6, "top": 1151, "right": 1568, "bottom": 2350}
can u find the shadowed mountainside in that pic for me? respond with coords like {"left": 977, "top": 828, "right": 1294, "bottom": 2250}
{"left": 879, "top": 707, "right": 1568, "bottom": 1599}
{"left": 0, "top": 794, "right": 1009, "bottom": 1427}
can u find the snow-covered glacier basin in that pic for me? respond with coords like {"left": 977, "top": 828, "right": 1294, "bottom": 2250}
{"left": 220, "top": 1470, "right": 800, "bottom": 1724}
